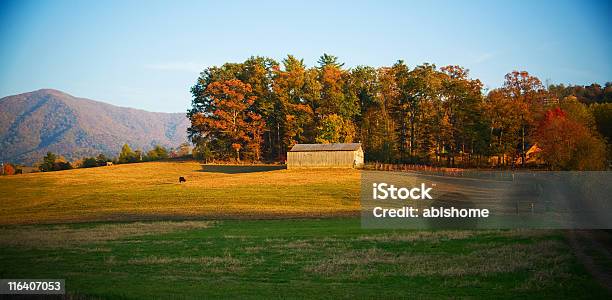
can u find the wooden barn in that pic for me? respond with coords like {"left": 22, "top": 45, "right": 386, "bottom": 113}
{"left": 287, "top": 143, "right": 364, "bottom": 169}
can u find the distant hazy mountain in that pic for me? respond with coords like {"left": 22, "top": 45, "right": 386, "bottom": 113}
{"left": 0, "top": 89, "right": 190, "bottom": 165}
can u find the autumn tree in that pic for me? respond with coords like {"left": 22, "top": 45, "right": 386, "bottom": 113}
{"left": 535, "top": 108, "right": 606, "bottom": 170}
{"left": 439, "top": 65, "right": 486, "bottom": 166}
{"left": 389, "top": 61, "right": 411, "bottom": 161}
{"left": 191, "top": 64, "right": 241, "bottom": 160}
{"left": 559, "top": 96, "right": 596, "bottom": 129}
{"left": 484, "top": 89, "right": 520, "bottom": 166}
{"left": 348, "top": 66, "right": 381, "bottom": 158}
{"left": 239, "top": 57, "right": 279, "bottom": 159}
{"left": 316, "top": 54, "right": 357, "bottom": 118}
{"left": 187, "top": 54, "right": 608, "bottom": 169}
{"left": 359, "top": 66, "right": 397, "bottom": 162}
{"left": 190, "top": 79, "right": 263, "bottom": 161}
{"left": 590, "top": 103, "right": 612, "bottom": 142}
{"left": 314, "top": 54, "right": 358, "bottom": 143}
{"left": 402, "top": 63, "right": 444, "bottom": 162}
{"left": 273, "top": 55, "right": 315, "bottom": 156}
{"left": 189, "top": 58, "right": 279, "bottom": 160}
{"left": 315, "top": 114, "right": 356, "bottom": 143}
{"left": 348, "top": 66, "right": 378, "bottom": 121}
{"left": 500, "top": 71, "right": 550, "bottom": 166}
{"left": 2, "top": 163, "right": 16, "bottom": 175}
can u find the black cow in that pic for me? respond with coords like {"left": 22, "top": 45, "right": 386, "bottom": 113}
{"left": 179, "top": 176, "right": 186, "bottom": 183}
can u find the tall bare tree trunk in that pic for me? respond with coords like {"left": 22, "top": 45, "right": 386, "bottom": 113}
{"left": 521, "top": 125, "right": 526, "bottom": 168}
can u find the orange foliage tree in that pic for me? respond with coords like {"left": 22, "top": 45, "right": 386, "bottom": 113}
{"left": 190, "top": 79, "right": 263, "bottom": 161}
{"left": 3, "top": 163, "right": 16, "bottom": 175}
{"left": 500, "top": 71, "right": 550, "bottom": 166}
{"left": 273, "top": 55, "right": 315, "bottom": 152}
{"left": 535, "top": 108, "right": 606, "bottom": 170}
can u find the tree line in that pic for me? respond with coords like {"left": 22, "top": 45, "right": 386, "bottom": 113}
{"left": 548, "top": 83, "right": 612, "bottom": 104}
{"left": 4, "top": 143, "right": 191, "bottom": 174}
{"left": 1, "top": 142, "right": 197, "bottom": 175}
{"left": 188, "top": 54, "right": 610, "bottom": 170}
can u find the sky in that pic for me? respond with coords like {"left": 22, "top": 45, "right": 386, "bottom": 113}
{"left": 0, "top": 0, "right": 610, "bottom": 113}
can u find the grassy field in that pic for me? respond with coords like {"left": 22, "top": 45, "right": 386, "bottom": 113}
{"left": 0, "top": 161, "right": 359, "bottom": 225}
{"left": 1, "top": 218, "right": 609, "bottom": 299}
{"left": 0, "top": 161, "right": 610, "bottom": 298}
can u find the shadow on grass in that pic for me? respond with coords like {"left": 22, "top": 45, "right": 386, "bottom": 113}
{"left": 200, "top": 165, "right": 287, "bottom": 174}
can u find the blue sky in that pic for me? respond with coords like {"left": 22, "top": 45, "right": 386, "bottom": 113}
{"left": 0, "top": 0, "right": 610, "bottom": 113}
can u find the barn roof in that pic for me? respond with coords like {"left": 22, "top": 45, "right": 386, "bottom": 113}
{"left": 289, "top": 143, "right": 362, "bottom": 152}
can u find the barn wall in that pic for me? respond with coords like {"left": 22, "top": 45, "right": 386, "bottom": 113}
{"left": 287, "top": 150, "right": 360, "bottom": 169}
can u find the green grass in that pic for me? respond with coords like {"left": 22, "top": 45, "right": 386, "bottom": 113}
{"left": 0, "top": 218, "right": 609, "bottom": 299}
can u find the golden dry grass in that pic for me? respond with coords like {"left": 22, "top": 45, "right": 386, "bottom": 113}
{"left": 303, "top": 239, "right": 570, "bottom": 278}
{"left": 0, "top": 221, "right": 214, "bottom": 247}
{"left": 0, "top": 161, "right": 360, "bottom": 225}
{"left": 126, "top": 255, "right": 243, "bottom": 273}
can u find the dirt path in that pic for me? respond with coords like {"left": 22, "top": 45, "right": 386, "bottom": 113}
{"left": 567, "top": 230, "right": 612, "bottom": 292}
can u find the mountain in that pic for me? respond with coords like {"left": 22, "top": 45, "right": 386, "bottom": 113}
{"left": 0, "top": 89, "right": 190, "bottom": 165}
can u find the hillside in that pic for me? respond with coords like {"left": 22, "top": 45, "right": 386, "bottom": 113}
{"left": 0, "top": 89, "right": 190, "bottom": 165}
{"left": 0, "top": 162, "right": 358, "bottom": 225}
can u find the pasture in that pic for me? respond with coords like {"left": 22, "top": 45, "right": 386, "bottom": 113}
{"left": 1, "top": 219, "right": 609, "bottom": 299}
{"left": 0, "top": 161, "right": 610, "bottom": 298}
{"left": 0, "top": 161, "right": 359, "bottom": 225}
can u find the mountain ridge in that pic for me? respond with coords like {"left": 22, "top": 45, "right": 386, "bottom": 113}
{"left": 0, "top": 89, "right": 190, "bottom": 165}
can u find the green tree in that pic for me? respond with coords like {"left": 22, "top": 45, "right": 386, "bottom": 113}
{"left": 273, "top": 55, "right": 316, "bottom": 156}
{"left": 81, "top": 157, "right": 98, "bottom": 168}
{"left": 401, "top": 63, "right": 444, "bottom": 162}
{"left": 590, "top": 103, "right": 612, "bottom": 142}
{"left": 192, "top": 143, "right": 213, "bottom": 162}
{"left": 315, "top": 114, "right": 355, "bottom": 143}
{"left": 96, "top": 153, "right": 110, "bottom": 165}
{"left": 118, "top": 144, "right": 136, "bottom": 163}
{"left": 439, "top": 65, "right": 486, "bottom": 167}
{"left": 239, "top": 56, "right": 279, "bottom": 160}
{"left": 316, "top": 54, "right": 358, "bottom": 120}
{"left": 348, "top": 66, "right": 381, "bottom": 159}
{"left": 39, "top": 152, "right": 57, "bottom": 172}
{"left": 39, "top": 152, "right": 72, "bottom": 172}
{"left": 317, "top": 53, "right": 344, "bottom": 68}
{"left": 146, "top": 145, "right": 169, "bottom": 161}
{"left": 176, "top": 143, "right": 191, "bottom": 157}
{"left": 362, "top": 67, "right": 399, "bottom": 162}
{"left": 559, "top": 96, "right": 596, "bottom": 129}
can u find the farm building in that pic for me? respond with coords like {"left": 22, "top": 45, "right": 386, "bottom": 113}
{"left": 287, "top": 143, "right": 364, "bottom": 169}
